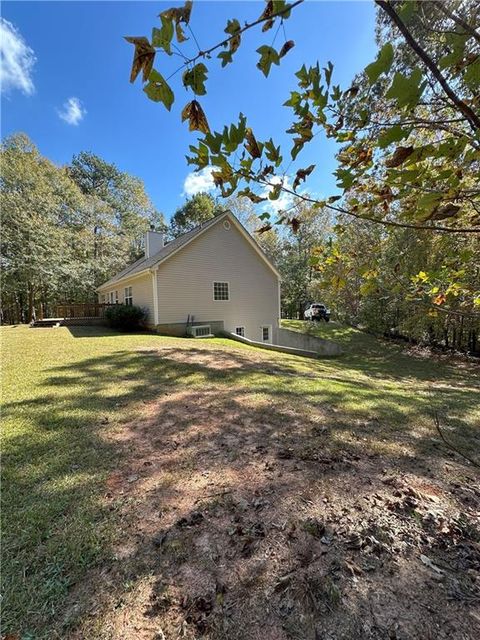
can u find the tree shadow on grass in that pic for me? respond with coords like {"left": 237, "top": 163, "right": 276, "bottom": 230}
{"left": 3, "top": 342, "right": 479, "bottom": 639}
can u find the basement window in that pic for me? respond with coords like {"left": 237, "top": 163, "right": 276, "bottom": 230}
{"left": 262, "top": 326, "right": 271, "bottom": 342}
{"left": 235, "top": 327, "right": 245, "bottom": 337}
{"left": 124, "top": 286, "right": 133, "bottom": 306}
{"left": 213, "top": 281, "right": 229, "bottom": 301}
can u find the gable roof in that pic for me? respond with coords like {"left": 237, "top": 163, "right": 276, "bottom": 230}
{"left": 97, "top": 211, "right": 280, "bottom": 291}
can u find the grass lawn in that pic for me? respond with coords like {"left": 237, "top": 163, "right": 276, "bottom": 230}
{"left": 1, "top": 323, "right": 479, "bottom": 639}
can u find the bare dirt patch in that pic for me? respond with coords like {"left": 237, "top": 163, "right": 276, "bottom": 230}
{"left": 66, "top": 346, "right": 479, "bottom": 640}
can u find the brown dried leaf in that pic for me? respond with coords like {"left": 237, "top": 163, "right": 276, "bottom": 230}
{"left": 161, "top": 0, "right": 193, "bottom": 25}
{"left": 181, "top": 100, "right": 210, "bottom": 134}
{"left": 262, "top": 19, "right": 275, "bottom": 32}
{"left": 257, "top": 224, "right": 273, "bottom": 234}
{"left": 430, "top": 203, "right": 460, "bottom": 220}
{"left": 279, "top": 40, "right": 295, "bottom": 58}
{"left": 433, "top": 293, "right": 447, "bottom": 306}
{"left": 259, "top": 0, "right": 274, "bottom": 21}
{"left": 293, "top": 164, "right": 315, "bottom": 191}
{"left": 289, "top": 217, "right": 301, "bottom": 233}
{"left": 385, "top": 145, "right": 414, "bottom": 168}
{"left": 245, "top": 128, "right": 262, "bottom": 159}
{"left": 124, "top": 36, "right": 155, "bottom": 83}
{"left": 238, "top": 189, "right": 267, "bottom": 203}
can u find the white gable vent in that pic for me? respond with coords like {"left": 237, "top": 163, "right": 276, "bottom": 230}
{"left": 189, "top": 324, "right": 213, "bottom": 338}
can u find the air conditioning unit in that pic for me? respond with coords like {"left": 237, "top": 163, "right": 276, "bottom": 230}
{"left": 189, "top": 324, "right": 213, "bottom": 338}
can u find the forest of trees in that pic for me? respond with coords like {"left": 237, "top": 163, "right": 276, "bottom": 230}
{"left": 0, "top": 134, "right": 165, "bottom": 323}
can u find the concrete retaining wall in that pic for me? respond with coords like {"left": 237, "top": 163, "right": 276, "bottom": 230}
{"left": 225, "top": 331, "right": 319, "bottom": 358}
{"left": 225, "top": 327, "right": 342, "bottom": 358}
{"left": 277, "top": 327, "right": 343, "bottom": 357}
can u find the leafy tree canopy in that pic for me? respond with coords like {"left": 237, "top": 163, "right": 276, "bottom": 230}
{"left": 126, "top": 0, "right": 479, "bottom": 317}
{"left": 169, "top": 191, "right": 225, "bottom": 237}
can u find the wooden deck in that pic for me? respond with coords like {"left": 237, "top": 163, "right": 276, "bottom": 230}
{"left": 55, "top": 303, "right": 111, "bottom": 319}
{"left": 31, "top": 303, "right": 112, "bottom": 327}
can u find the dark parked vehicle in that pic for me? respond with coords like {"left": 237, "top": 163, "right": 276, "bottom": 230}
{"left": 304, "top": 303, "right": 331, "bottom": 322}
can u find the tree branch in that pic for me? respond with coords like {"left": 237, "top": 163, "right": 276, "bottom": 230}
{"left": 177, "top": 0, "right": 304, "bottom": 69}
{"left": 244, "top": 173, "right": 480, "bottom": 234}
{"left": 433, "top": 0, "right": 480, "bottom": 44}
{"left": 375, "top": 0, "right": 480, "bottom": 132}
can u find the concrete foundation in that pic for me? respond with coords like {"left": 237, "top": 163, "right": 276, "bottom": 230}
{"left": 154, "top": 320, "right": 225, "bottom": 337}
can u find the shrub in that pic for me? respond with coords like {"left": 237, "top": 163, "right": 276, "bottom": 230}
{"left": 105, "top": 304, "right": 147, "bottom": 332}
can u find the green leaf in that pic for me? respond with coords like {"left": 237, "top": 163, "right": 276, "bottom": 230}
{"left": 152, "top": 15, "right": 174, "bottom": 54}
{"left": 268, "top": 183, "right": 282, "bottom": 200}
{"left": 187, "top": 142, "right": 209, "bottom": 169}
{"left": 295, "top": 64, "right": 309, "bottom": 88}
{"left": 365, "top": 43, "right": 394, "bottom": 84}
{"left": 323, "top": 60, "right": 334, "bottom": 86}
{"left": 256, "top": 45, "right": 280, "bottom": 77}
{"left": 264, "top": 138, "right": 282, "bottom": 166}
{"left": 335, "top": 168, "right": 355, "bottom": 189}
{"left": 143, "top": 69, "right": 174, "bottom": 110}
{"left": 182, "top": 63, "right": 208, "bottom": 96}
{"left": 415, "top": 192, "right": 444, "bottom": 218}
{"left": 225, "top": 18, "right": 241, "bottom": 53}
{"left": 397, "top": 1, "right": 416, "bottom": 23}
{"left": 203, "top": 132, "right": 223, "bottom": 154}
{"left": 283, "top": 91, "right": 302, "bottom": 110}
{"left": 464, "top": 59, "right": 480, "bottom": 91}
{"left": 378, "top": 125, "right": 410, "bottom": 149}
{"left": 217, "top": 51, "right": 233, "bottom": 67}
{"left": 385, "top": 68, "right": 425, "bottom": 109}
{"left": 225, "top": 17, "right": 241, "bottom": 35}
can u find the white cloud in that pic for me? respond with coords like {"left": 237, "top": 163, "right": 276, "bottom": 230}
{"left": 183, "top": 166, "right": 217, "bottom": 197}
{"left": 0, "top": 18, "right": 36, "bottom": 95}
{"left": 261, "top": 175, "right": 294, "bottom": 213}
{"left": 57, "top": 97, "right": 86, "bottom": 126}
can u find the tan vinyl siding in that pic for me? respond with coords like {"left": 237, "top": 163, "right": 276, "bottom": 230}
{"left": 100, "top": 272, "right": 154, "bottom": 324}
{"left": 155, "top": 218, "right": 279, "bottom": 342}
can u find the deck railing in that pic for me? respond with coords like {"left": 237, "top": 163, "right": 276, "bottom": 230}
{"left": 55, "top": 303, "right": 111, "bottom": 319}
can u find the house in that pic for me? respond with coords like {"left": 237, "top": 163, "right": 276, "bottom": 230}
{"left": 97, "top": 211, "right": 281, "bottom": 343}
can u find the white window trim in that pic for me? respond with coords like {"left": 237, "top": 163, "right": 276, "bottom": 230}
{"left": 235, "top": 326, "right": 245, "bottom": 337}
{"left": 213, "top": 281, "right": 230, "bottom": 301}
{"left": 124, "top": 286, "right": 133, "bottom": 306}
{"left": 261, "top": 325, "right": 272, "bottom": 343}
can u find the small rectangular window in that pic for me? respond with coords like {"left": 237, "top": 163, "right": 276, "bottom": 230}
{"left": 124, "top": 286, "right": 133, "bottom": 306}
{"left": 213, "top": 281, "right": 229, "bottom": 301}
{"left": 235, "top": 327, "right": 245, "bottom": 337}
{"left": 262, "top": 326, "right": 270, "bottom": 342}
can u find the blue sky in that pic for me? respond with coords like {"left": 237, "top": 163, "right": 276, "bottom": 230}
{"left": 1, "top": 1, "right": 377, "bottom": 219}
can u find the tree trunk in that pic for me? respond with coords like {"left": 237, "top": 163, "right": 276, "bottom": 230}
{"left": 28, "top": 286, "right": 34, "bottom": 323}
